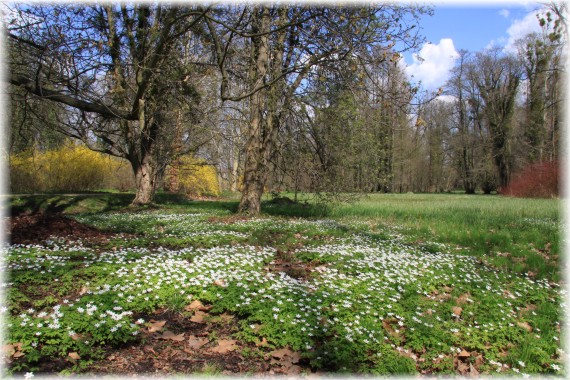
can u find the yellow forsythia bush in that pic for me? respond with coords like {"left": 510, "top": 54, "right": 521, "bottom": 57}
{"left": 167, "top": 155, "right": 220, "bottom": 197}
{"left": 9, "top": 142, "right": 133, "bottom": 192}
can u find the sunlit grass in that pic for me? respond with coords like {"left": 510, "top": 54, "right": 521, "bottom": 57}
{"left": 328, "top": 193, "right": 561, "bottom": 281}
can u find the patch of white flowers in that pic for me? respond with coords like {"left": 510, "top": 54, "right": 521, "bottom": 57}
{"left": 3, "top": 211, "right": 564, "bottom": 376}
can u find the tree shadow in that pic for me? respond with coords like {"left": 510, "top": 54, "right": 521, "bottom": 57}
{"left": 260, "top": 198, "right": 329, "bottom": 218}
{"left": 8, "top": 193, "right": 134, "bottom": 216}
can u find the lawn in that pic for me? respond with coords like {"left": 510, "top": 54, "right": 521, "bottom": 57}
{"left": 1, "top": 193, "right": 564, "bottom": 376}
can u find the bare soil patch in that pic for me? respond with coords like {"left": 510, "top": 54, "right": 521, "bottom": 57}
{"left": 8, "top": 213, "right": 126, "bottom": 245}
{"left": 85, "top": 307, "right": 312, "bottom": 376}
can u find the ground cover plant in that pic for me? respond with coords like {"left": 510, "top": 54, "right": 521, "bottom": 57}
{"left": 1, "top": 193, "right": 564, "bottom": 377}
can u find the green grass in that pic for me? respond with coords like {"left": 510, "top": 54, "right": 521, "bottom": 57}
{"left": 328, "top": 193, "right": 561, "bottom": 281}
{"left": 2, "top": 192, "right": 564, "bottom": 376}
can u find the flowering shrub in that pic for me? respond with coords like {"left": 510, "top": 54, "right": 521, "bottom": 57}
{"left": 9, "top": 142, "right": 133, "bottom": 193}
{"left": 500, "top": 161, "right": 559, "bottom": 198}
{"left": 166, "top": 155, "right": 220, "bottom": 197}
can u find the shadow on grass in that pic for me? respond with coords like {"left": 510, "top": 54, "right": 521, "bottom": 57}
{"left": 8, "top": 192, "right": 242, "bottom": 216}
{"left": 7, "top": 192, "right": 329, "bottom": 219}
{"left": 9, "top": 193, "right": 134, "bottom": 216}
{"left": 260, "top": 199, "right": 329, "bottom": 218}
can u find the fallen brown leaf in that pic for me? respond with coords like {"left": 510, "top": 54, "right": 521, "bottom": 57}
{"left": 1, "top": 344, "right": 15, "bottom": 357}
{"left": 517, "top": 321, "right": 533, "bottom": 332}
{"left": 382, "top": 319, "right": 400, "bottom": 337}
{"left": 456, "top": 293, "right": 471, "bottom": 305}
{"left": 271, "top": 347, "right": 301, "bottom": 364}
{"left": 457, "top": 349, "right": 470, "bottom": 358}
{"left": 148, "top": 320, "right": 167, "bottom": 333}
{"left": 208, "top": 339, "right": 238, "bottom": 354}
{"left": 187, "top": 335, "right": 209, "bottom": 350}
{"left": 452, "top": 306, "right": 463, "bottom": 317}
{"left": 185, "top": 300, "right": 204, "bottom": 311}
{"left": 190, "top": 311, "right": 208, "bottom": 324}
{"left": 469, "top": 363, "right": 480, "bottom": 377}
{"left": 475, "top": 354, "right": 484, "bottom": 367}
{"left": 159, "top": 331, "right": 185, "bottom": 341}
{"left": 70, "top": 333, "right": 91, "bottom": 342}
{"left": 457, "top": 361, "right": 469, "bottom": 374}
{"left": 12, "top": 351, "right": 25, "bottom": 359}
{"left": 185, "top": 300, "right": 213, "bottom": 312}
{"left": 285, "top": 364, "right": 303, "bottom": 374}
{"left": 68, "top": 352, "right": 81, "bottom": 360}
{"left": 256, "top": 337, "right": 268, "bottom": 347}
{"left": 219, "top": 313, "right": 234, "bottom": 322}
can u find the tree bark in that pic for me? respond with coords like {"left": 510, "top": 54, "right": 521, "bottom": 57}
{"left": 237, "top": 7, "right": 275, "bottom": 215}
{"left": 129, "top": 98, "right": 159, "bottom": 206}
{"left": 131, "top": 157, "right": 156, "bottom": 206}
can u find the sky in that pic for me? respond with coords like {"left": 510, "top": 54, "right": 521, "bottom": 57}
{"left": 401, "top": 1, "right": 546, "bottom": 91}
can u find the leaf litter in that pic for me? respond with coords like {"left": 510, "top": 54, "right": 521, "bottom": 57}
{"left": 83, "top": 308, "right": 311, "bottom": 376}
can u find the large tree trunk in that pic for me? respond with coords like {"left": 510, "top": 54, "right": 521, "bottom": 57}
{"left": 238, "top": 96, "right": 274, "bottom": 214}
{"left": 131, "top": 157, "right": 156, "bottom": 206}
{"left": 239, "top": 113, "right": 280, "bottom": 214}
{"left": 129, "top": 99, "right": 159, "bottom": 206}
{"left": 238, "top": 82, "right": 268, "bottom": 214}
{"left": 239, "top": 101, "right": 265, "bottom": 214}
{"left": 237, "top": 6, "right": 285, "bottom": 215}
{"left": 494, "top": 146, "right": 511, "bottom": 189}
{"left": 239, "top": 163, "right": 264, "bottom": 214}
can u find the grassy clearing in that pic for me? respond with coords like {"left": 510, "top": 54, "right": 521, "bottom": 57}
{"left": 2, "top": 193, "right": 564, "bottom": 376}
{"left": 329, "top": 193, "right": 561, "bottom": 281}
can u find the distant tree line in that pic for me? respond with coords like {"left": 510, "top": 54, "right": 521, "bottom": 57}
{"left": 5, "top": 2, "right": 565, "bottom": 213}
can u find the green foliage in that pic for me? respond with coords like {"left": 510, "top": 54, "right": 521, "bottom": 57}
{"left": 3, "top": 193, "right": 563, "bottom": 376}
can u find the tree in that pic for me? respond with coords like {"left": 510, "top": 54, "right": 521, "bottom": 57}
{"left": 422, "top": 99, "right": 454, "bottom": 192}
{"left": 6, "top": 4, "right": 208, "bottom": 205}
{"left": 206, "top": 4, "right": 429, "bottom": 214}
{"left": 517, "top": 6, "right": 566, "bottom": 163}
{"left": 474, "top": 49, "right": 522, "bottom": 190}
{"left": 364, "top": 50, "right": 415, "bottom": 193}
{"left": 446, "top": 50, "right": 480, "bottom": 194}
{"left": 520, "top": 33, "right": 550, "bottom": 162}
{"left": 8, "top": 86, "right": 67, "bottom": 154}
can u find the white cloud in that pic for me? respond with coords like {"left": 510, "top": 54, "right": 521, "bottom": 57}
{"left": 504, "top": 9, "right": 544, "bottom": 52}
{"left": 499, "top": 9, "right": 510, "bottom": 18}
{"left": 486, "top": 37, "right": 507, "bottom": 51}
{"left": 436, "top": 94, "right": 457, "bottom": 103}
{"left": 405, "top": 38, "right": 459, "bottom": 90}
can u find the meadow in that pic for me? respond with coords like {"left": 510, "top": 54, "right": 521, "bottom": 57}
{"left": 1, "top": 192, "right": 564, "bottom": 376}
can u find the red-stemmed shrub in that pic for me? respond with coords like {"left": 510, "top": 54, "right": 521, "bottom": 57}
{"left": 500, "top": 160, "right": 560, "bottom": 198}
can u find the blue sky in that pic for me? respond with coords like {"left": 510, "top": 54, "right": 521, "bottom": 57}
{"left": 401, "top": 1, "right": 545, "bottom": 91}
